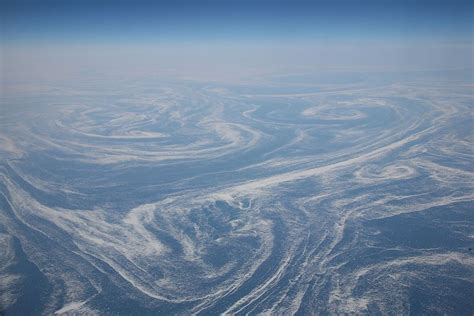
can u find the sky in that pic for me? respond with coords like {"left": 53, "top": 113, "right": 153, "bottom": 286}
{"left": 1, "top": 0, "right": 473, "bottom": 84}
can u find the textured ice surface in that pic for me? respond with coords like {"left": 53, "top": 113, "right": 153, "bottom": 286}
{"left": 0, "top": 71, "right": 473, "bottom": 315}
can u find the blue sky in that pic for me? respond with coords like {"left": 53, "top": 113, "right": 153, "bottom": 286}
{"left": 1, "top": 0, "right": 473, "bottom": 83}
{"left": 2, "top": 0, "right": 473, "bottom": 43}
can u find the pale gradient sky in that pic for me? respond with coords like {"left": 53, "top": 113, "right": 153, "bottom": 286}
{"left": 1, "top": 0, "right": 473, "bottom": 85}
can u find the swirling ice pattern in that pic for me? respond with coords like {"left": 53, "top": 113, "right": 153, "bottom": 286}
{"left": 0, "top": 76, "right": 473, "bottom": 315}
